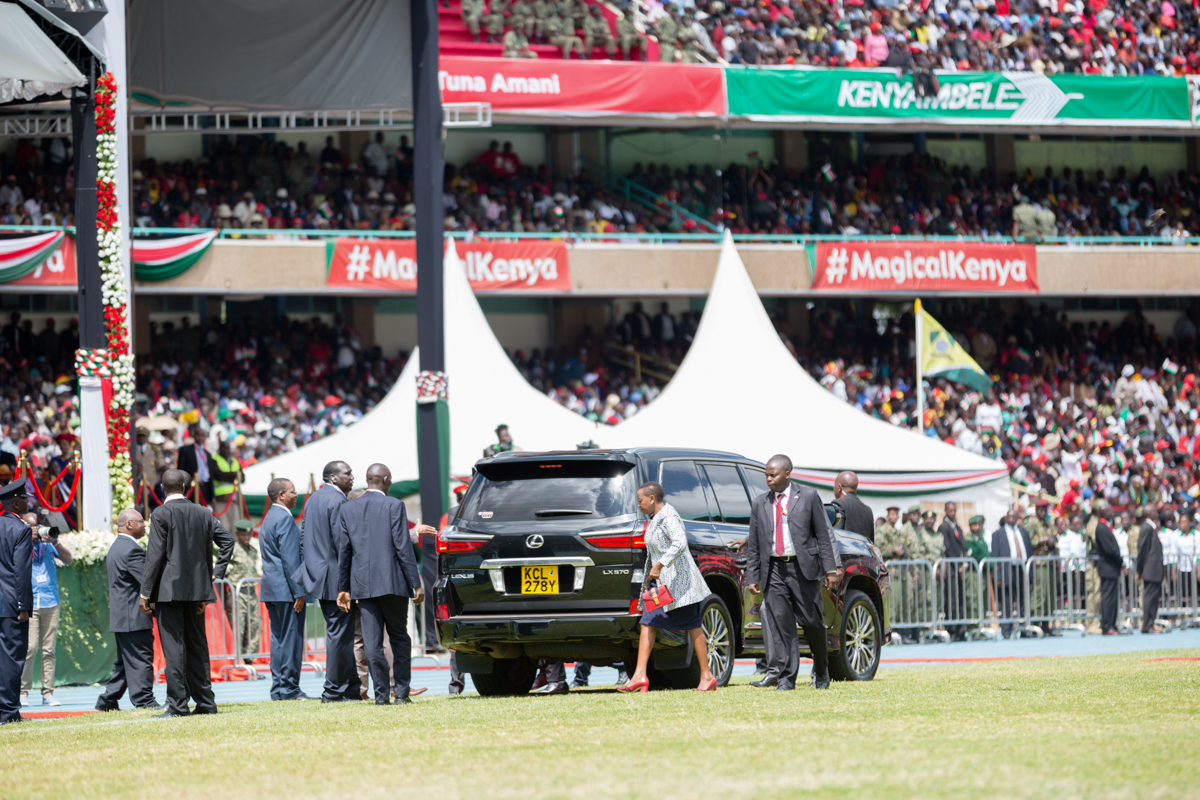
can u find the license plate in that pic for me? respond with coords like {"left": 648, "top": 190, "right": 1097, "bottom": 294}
{"left": 521, "top": 565, "right": 558, "bottom": 594}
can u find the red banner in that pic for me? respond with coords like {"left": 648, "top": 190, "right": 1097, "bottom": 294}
{"left": 11, "top": 235, "right": 77, "bottom": 287}
{"left": 326, "top": 239, "right": 570, "bottom": 292}
{"left": 811, "top": 241, "right": 1038, "bottom": 293}
{"left": 438, "top": 55, "right": 725, "bottom": 116}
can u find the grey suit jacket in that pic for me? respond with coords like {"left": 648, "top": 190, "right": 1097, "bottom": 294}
{"left": 336, "top": 490, "right": 420, "bottom": 600}
{"left": 0, "top": 513, "right": 31, "bottom": 619}
{"left": 140, "top": 498, "right": 235, "bottom": 603}
{"left": 260, "top": 506, "right": 304, "bottom": 603}
{"left": 107, "top": 535, "right": 151, "bottom": 632}
{"left": 1136, "top": 522, "right": 1164, "bottom": 583}
{"left": 294, "top": 485, "right": 346, "bottom": 601}
{"left": 745, "top": 484, "right": 841, "bottom": 585}
{"left": 832, "top": 493, "right": 875, "bottom": 542}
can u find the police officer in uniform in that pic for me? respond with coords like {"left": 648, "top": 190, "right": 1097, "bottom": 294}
{"left": 0, "top": 482, "right": 32, "bottom": 725}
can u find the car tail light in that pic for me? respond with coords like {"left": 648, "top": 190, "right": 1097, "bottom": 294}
{"left": 436, "top": 527, "right": 491, "bottom": 554}
{"left": 586, "top": 529, "right": 646, "bottom": 549}
{"left": 435, "top": 603, "right": 449, "bottom": 621}
{"left": 628, "top": 599, "right": 640, "bottom": 615}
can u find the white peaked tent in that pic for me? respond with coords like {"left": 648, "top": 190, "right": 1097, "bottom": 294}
{"left": 243, "top": 240, "right": 600, "bottom": 496}
{"left": 592, "top": 232, "right": 1012, "bottom": 525}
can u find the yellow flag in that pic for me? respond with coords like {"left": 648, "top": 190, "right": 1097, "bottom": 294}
{"left": 918, "top": 305, "right": 992, "bottom": 393}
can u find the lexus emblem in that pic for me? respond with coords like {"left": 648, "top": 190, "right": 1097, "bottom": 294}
{"left": 525, "top": 534, "right": 544, "bottom": 549}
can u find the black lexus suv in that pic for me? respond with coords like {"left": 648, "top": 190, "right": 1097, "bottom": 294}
{"left": 433, "top": 448, "right": 890, "bottom": 695}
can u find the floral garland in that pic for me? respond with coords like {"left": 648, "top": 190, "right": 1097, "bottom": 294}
{"left": 94, "top": 72, "right": 135, "bottom": 525}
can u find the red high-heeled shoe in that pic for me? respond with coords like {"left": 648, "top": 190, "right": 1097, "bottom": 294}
{"left": 696, "top": 677, "right": 717, "bottom": 692}
{"left": 618, "top": 677, "right": 649, "bottom": 693}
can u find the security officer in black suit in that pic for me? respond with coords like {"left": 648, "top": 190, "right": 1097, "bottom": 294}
{"left": 139, "top": 468, "right": 235, "bottom": 717}
{"left": 831, "top": 471, "right": 875, "bottom": 542}
{"left": 1136, "top": 504, "right": 1165, "bottom": 634}
{"left": 336, "top": 463, "right": 424, "bottom": 704}
{"left": 1091, "top": 500, "right": 1125, "bottom": 636}
{"left": 938, "top": 501, "right": 969, "bottom": 641}
{"left": 97, "top": 509, "right": 161, "bottom": 710}
{"left": 0, "top": 481, "right": 32, "bottom": 725}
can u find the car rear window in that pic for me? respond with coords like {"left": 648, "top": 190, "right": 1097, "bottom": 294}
{"left": 463, "top": 460, "right": 637, "bottom": 522}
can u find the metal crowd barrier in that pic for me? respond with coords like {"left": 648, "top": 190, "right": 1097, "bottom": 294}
{"left": 933, "top": 558, "right": 991, "bottom": 642}
{"left": 884, "top": 560, "right": 937, "bottom": 641}
{"left": 1158, "top": 565, "right": 1200, "bottom": 631}
{"left": 225, "top": 578, "right": 328, "bottom": 681}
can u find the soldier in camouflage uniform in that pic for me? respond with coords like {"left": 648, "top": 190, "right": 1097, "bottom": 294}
{"left": 530, "top": 0, "right": 554, "bottom": 42}
{"left": 483, "top": 0, "right": 510, "bottom": 43}
{"left": 223, "top": 519, "right": 262, "bottom": 662}
{"left": 1023, "top": 500, "right": 1057, "bottom": 632}
{"left": 654, "top": 5, "right": 680, "bottom": 62}
{"left": 882, "top": 505, "right": 923, "bottom": 640}
{"left": 583, "top": 6, "right": 616, "bottom": 59}
{"left": 546, "top": 7, "right": 585, "bottom": 59}
{"left": 461, "top": 0, "right": 485, "bottom": 41}
{"left": 1082, "top": 510, "right": 1103, "bottom": 634}
{"left": 509, "top": 0, "right": 535, "bottom": 37}
{"left": 875, "top": 505, "right": 901, "bottom": 556}
{"left": 503, "top": 28, "right": 537, "bottom": 57}
{"left": 616, "top": 7, "right": 647, "bottom": 60}
{"left": 678, "top": 8, "right": 702, "bottom": 62}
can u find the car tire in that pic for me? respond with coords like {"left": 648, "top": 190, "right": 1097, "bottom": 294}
{"left": 828, "top": 589, "right": 881, "bottom": 682}
{"left": 660, "top": 594, "right": 736, "bottom": 690}
{"left": 470, "top": 656, "right": 538, "bottom": 697}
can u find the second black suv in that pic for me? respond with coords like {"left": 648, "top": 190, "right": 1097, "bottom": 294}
{"left": 433, "top": 448, "right": 890, "bottom": 695}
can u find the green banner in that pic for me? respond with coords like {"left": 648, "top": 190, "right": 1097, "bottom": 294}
{"left": 725, "top": 68, "right": 1191, "bottom": 127}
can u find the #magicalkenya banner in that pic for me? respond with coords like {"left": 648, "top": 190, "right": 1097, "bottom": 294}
{"left": 326, "top": 238, "right": 571, "bottom": 291}
{"left": 811, "top": 241, "right": 1038, "bottom": 293}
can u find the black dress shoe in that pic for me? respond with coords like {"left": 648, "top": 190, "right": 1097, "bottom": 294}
{"left": 293, "top": 693, "right": 312, "bottom": 701}
{"left": 750, "top": 675, "right": 779, "bottom": 688}
{"left": 95, "top": 703, "right": 120, "bottom": 712}
{"left": 813, "top": 674, "right": 831, "bottom": 690}
{"left": 775, "top": 684, "right": 794, "bottom": 691}
{"left": 530, "top": 681, "right": 568, "bottom": 695}
{"left": 321, "top": 696, "right": 345, "bottom": 704}
{"left": 192, "top": 706, "right": 218, "bottom": 715}
{"left": 569, "top": 681, "right": 588, "bottom": 689}
{"left": 616, "top": 671, "right": 629, "bottom": 686}
{"left": 153, "top": 709, "right": 189, "bottom": 718}
{"left": 137, "top": 703, "right": 165, "bottom": 711}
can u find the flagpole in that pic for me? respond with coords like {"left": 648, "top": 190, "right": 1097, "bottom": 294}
{"left": 915, "top": 298, "right": 923, "bottom": 435}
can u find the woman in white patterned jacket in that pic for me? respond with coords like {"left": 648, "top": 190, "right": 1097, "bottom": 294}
{"left": 620, "top": 480, "right": 717, "bottom": 693}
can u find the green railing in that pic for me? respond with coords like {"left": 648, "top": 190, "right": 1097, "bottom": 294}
{"left": 579, "top": 157, "right": 722, "bottom": 234}
{"left": 0, "top": 223, "right": 1194, "bottom": 247}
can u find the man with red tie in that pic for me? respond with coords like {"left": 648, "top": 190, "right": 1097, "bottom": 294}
{"left": 745, "top": 454, "right": 842, "bottom": 690}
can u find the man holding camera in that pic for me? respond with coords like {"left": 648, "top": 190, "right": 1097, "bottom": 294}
{"left": 20, "top": 510, "right": 71, "bottom": 706}
{"left": 0, "top": 481, "right": 33, "bottom": 724}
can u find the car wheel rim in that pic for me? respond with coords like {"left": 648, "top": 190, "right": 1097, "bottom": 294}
{"left": 703, "top": 605, "right": 731, "bottom": 679}
{"left": 845, "top": 602, "right": 877, "bottom": 677}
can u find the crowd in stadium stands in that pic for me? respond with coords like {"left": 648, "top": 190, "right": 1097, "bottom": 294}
{"left": 802, "top": 298, "right": 1200, "bottom": 517}
{"left": 492, "top": 0, "right": 1200, "bottom": 76}
{"left": 2, "top": 133, "right": 1197, "bottom": 239}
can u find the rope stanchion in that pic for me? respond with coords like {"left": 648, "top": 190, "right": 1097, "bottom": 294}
{"left": 45, "top": 460, "right": 71, "bottom": 490}
{"left": 211, "top": 486, "right": 238, "bottom": 518}
{"left": 30, "top": 462, "right": 80, "bottom": 514}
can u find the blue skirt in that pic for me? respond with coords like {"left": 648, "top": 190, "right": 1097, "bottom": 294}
{"left": 640, "top": 600, "right": 703, "bottom": 631}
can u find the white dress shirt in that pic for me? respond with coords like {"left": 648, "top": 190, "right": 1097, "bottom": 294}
{"left": 1057, "top": 530, "right": 1086, "bottom": 571}
{"left": 1005, "top": 523, "right": 1027, "bottom": 562}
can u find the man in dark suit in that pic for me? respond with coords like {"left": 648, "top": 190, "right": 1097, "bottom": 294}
{"left": 139, "top": 468, "right": 235, "bottom": 718}
{"left": 1136, "top": 504, "right": 1164, "bottom": 634}
{"left": 0, "top": 481, "right": 32, "bottom": 725}
{"left": 336, "top": 463, "right": 424, "bottom": 704}
{"left": 832, "top": 471, "right": 875, "bottom": 542}
{"left": 939, "top": 501, "right": 969, "bottom": 641}
{"left": 745, "top": 454, "right": 841, "bottom": 691}
{"left": 260, "top": 478, "right": 308, "bottom": 701}
{"left": 96, "top": 509, "right": 161, "bottom": 711}
{"left": 989, "top": 506, "right": 1032, "bottom": 639}
{"left": 175, "top": 426, "right": 217, "bottom": 506}
{"left": 293, "top": 460, "right": 361, "bottom": 703}
{"left": 1092, "top": 500, "right": 1125, "bottom": 636}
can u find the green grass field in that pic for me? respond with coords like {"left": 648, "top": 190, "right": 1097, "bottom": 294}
{"left": 3, "top": 650, "right": 1198, "bottom": 800}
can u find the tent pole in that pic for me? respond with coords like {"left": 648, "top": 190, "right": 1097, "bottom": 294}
{"left": 413, "top": 0, "right": 445, "bottom": 651}
{"left": 914, "top": 298, "right": 923, "bottom": 436}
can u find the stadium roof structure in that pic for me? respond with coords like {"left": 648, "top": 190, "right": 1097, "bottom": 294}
{"left": 591, "top": 232, "right": 1012, "bottom": 520}
{"left": 0, "top": 0, "right": 93, "bottom": 104}
{"left": 242, "top": 239, "right": 600, "bottom": 498}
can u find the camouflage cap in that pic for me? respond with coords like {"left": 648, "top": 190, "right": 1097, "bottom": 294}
{"left": 969, "top": 515, "right": 984, "bottom": 524}
{"left": 906, "top": 504, "right": 921, "bottom": 514}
